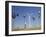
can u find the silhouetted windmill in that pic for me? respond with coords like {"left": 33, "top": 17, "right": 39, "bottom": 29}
{"left": 12, "top": 12, "right": 19, "bottom": 27}
{"left": 23, "top": 15, "right": 26, "bottom": 29}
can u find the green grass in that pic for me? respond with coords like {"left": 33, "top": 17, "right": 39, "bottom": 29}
{"left": 12, "top": 26, "right": 41, "bottom": 31}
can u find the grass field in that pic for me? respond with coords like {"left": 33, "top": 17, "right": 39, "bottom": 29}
{"left": 12, "top": 25, "right": 41, "bottom": 31}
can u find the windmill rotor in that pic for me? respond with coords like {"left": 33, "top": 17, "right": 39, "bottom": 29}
{"left": 38, "top": 11, "right": 41, "bottom": 18}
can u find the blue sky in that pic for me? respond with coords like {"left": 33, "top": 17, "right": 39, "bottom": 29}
{"left": 12, "top": 6, "right": 41, "bottom": 28}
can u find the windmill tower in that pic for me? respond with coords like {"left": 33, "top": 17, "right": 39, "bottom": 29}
{"left": 28, "top": 15, "right": 31, "bottom": 28}
{"left": 27, "top": 13, "right": 31, "bottom": 28}
{"left": 23, "top": 15, "right": 26, "bottom": 29}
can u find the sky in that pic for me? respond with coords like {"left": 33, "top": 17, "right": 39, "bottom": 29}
{"left": 12, "top": 6, "right": 41, "bottom": 28}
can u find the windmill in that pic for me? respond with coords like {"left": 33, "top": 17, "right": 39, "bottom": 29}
{"left": 37, "top": 11, "right": 41, "bottom": 26}
{"left": 12, "top": 12, "right": 19, "bottom": 28}
{"left": 38, "top": 11, "right": 41, "bottom": 18}
{"left": 27, "top": 13, "right": 31, "bottom": 28}
{"left": 23, "top": 15, "right": 26, "bottom": 29}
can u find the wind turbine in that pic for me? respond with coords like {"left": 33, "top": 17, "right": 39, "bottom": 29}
{"left": 12, "top": 12, "right": 19, "bottom": 29}
{"left": 37, "top": 11, "right": 41, "bottom": 26}
{"left": 38, "top": 11, "right": 41, "bottom": 18}
{"left": 23, "top": 15, "right": 26, "bottom": 29}
{"left": 27, "top": 13, "right": 31, "bottom": 28}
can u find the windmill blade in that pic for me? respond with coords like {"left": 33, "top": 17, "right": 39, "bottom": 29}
{"left": 12, "top": 13, "right": 16, "bottom": 19}
{"left": 32, "top": 16, "right": 35, "bottom": 21}
{"left": 16, "top": 13, "right": 19, "bottom": 16}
